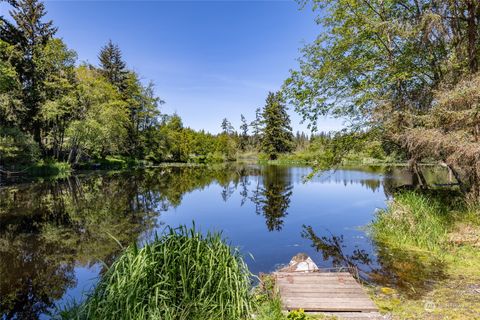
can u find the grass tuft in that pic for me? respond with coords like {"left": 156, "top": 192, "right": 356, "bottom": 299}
{"left": 63, "top": 225, "right": 253, "bottom": 320}
{"left": 370, "top": 192, "right": 450, "bottom": 253}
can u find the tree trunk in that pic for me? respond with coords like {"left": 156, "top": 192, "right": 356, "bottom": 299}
{"left": 439, "top": 161, "right": 468, "bottom": 193}
{"left": 466, "top": 0, "right": 479, "bottom": 73}
{"left": 33, "top": 123, "right": 43, "bottom": 152}
{"left": 409, "top": 159, "right": 427, "bottom": 188}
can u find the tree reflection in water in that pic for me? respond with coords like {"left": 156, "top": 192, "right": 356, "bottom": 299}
{"left": 250, "top": 166, "right": 293, "bottom": 231}
{"left": 302, "top": 225, "right": 447, "bottom": 298}
{"left": 0, "top": 164, "right": 453, "bottom": 318}
{"left": 0, "top": 172, "right": 160, "bottom": 319}
{"left": 301, "top": 225, "right": 372, "bottom": 275}
{"left": 0, "top": 164, "right": 259, "bottom": 319}
{"left": 0, "top": 233, "right": 76, "bottom": 320}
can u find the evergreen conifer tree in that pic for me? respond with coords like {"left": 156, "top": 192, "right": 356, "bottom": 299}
{"left": 239, "top": 114, "right": 248, "bottom": 151}
{"left": 1, "top": 0, "right": 57, "bottom": 146}
{"left": 221, "top": 118, "right": 234, "bottom": 135}
{"left": 260, "top": 91, "right": 293, "bottom": 160}
{"left": 249, "top": 107, "right": 262, "bottom": 148}
{"left": 98, "top": 40, "right": 127, "bottom": 91}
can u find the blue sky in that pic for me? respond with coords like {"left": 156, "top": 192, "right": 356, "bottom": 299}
{"left": 2, "top": 0, "right": 343, "bottom": 133}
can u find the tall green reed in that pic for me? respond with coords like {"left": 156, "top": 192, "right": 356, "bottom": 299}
{"left": 65, "top": 225, "right": 253, "bottom": 320}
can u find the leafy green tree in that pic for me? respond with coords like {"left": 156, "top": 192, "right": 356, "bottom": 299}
{"left": 98, "top": 40, "right": 128, "bottom": 91}
{"left": 0, "top": 0, "right": 258, "bottom": 168}
{"left": 285, "top": 0, "right": 480, "bottom": 196}
{"left": 165, "top": 113, "right": 183, "bottom": 131}
{"left": 65, "top": 66, "right": 129, "bottom": 162}
{"left": 38, "top": 38, "right": 77, "bottom": 158}
{"left": 0, "top": 126, "right": 39, "bottom": 167}
{"left": 135, "top": 82, "right": 163, "bottom": 159}
{"left": 121, "top": 72, "right": 162, "bottom": 157}
{"left": 261, "top": 91, "right": 293, "bottom": 160}
{"left": 216, "top": 133, "right": 237, "bottom": 161}
{"left": 158, "top": 114, "right": 187, "bottom": 162}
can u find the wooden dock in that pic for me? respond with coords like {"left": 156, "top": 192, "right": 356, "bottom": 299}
{"left": 273, "top": 254, "right": 380, "bottom": 319}
{"left": 275, "top": 272, "right": 378, "bottom": 312}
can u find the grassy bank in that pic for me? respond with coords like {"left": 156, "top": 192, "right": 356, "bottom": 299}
{"left": 255, "top": 150, "right": 404, "bottom": 166}
{"left": 369, "top": 192, "right": 480, "bottom": 319}
{"left": 26, "top": 160, "right": 72, "bottom": 178}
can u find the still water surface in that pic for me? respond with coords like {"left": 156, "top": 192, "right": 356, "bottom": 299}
{"left": 0, "top": 164, "right": 450, "bottom": 319}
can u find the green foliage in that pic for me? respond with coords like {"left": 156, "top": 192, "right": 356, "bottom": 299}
{"left": 65, "top": 226, "right": 253, "bottom": 320}
{"left": 0, "top": 40, "right": 20, "bottom": 94}
{"left": 254, "top": 297, "right": 285, "bottom": 320}
{"left": 250, "top": 107, "right": 262, "bottom": 148}
{"left": 287, "top": 309, "right": 308, "bottom": 320}
{"left": 369, "top": 191, "right": 480, "bottom": 318}
{"left": 64, "top": 66, "right": 129, "bottom": 162}
{"left": 26, "top": 159, "right": 71, "bottom": 177}
{"left": 285, "top": 0, "right": 480, "bottom": 127}
{"left": 1, "top": 0, "right": 309, "bottom": 170}
{"left": 263, "top": 130, "right": 401, "bottom": 167}
{"left": 0, "top": 126, "right": 39, "bottom": 166}
{"left": 221, "top": 117, "right": 234, "bottom": 135}
{"left": 239, "top": 114, "right": 249, "bottom": 151}
{"left": 2, "top": 0, "right": 58, "bottom": 144}
{"left": 371, "top": 191, "right": 480, "bottom": 253}
{"left": 1, "top": 3, "right": 172, "bottom": 169}
{"left": 285, "top": 0, "right": 480, "bottom": 196}
{"left": 261, "top": 92, "right": 294, "bottom": 160}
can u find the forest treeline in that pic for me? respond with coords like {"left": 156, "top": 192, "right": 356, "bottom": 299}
{"left": 0, "top": 0, "right": 304, "bottom": 172}
{"left": 285, "top": 0, "right": 480, "bottom": 198}
{"left": 0, "top": 0, "right": 232, "bottom": 169}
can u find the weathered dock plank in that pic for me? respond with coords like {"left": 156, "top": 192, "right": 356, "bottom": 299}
{"left": 274, "top": 272, "right": 378, "bottom": 313}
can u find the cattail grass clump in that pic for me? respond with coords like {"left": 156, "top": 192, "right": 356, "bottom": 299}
{"left": 69, "top": 226, "right": 253, "bottom": 320}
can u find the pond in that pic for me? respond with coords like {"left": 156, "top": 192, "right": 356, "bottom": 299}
{"left": 0, "top": 164, "right": 453, "bottom": 319}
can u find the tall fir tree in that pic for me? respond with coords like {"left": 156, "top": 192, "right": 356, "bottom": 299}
{"left": 260, "top": 91, "right": 293, "bottom": 160}
{"left": 98, "top": 40, "right": 127, "bottom": 91}
{"left": 239, "top": 114, "right": 248, "bottom": 151}
{"left": 221, "top": 117, "right": 234, "bottom": 135}
{"left": 249, "top": 107, "right": 262, "bottom": 148}
{"left": 1, "top": 0, "right": 57, "bottom": 147}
